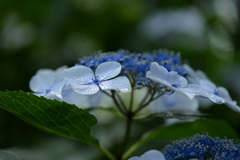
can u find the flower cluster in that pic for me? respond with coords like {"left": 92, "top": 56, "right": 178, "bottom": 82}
{"left": 128, "top": 134, "right": 240, "bottom": 160}
{"left": 29, "top": 50, "right": 240, "bottom": 115}
{"left": 162, "top": 134, "right": 240, "bottom": 160}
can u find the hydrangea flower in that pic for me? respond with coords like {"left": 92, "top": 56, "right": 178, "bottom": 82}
{"left": 60, "top": 61, "right": 131, "bottom": 95}
{"left": 78, "top": 50, "right": 187, "bottom": 89}
{"left": 184, "top": 64, "right": 240, "bottom": 112}
{"left": 29, "top": 50, "right": 239, "bottom": 115}
{"left": 163, "top": 134, "right": 240, "bottom": 160}
{"left": 146, "top": 62, "right": 206, "bottom": 99}
{"left": 29, "top": 66, "right": 67, "bottom": 99}
{"left": 129, "top": 150, "right": 166, "bottom": 160}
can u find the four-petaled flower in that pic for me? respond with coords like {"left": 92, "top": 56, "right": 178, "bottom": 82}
{"left": 184, "top": 64, "right": 240, "bottom": 112}
{"left": 61, "top": 62, "right": 131, "bottom": 95}
{"left": 29, "top": 66, "right": 67, "bottom": 99}
{"left": 146, "top": 62, "right": 206, "bottom": 100}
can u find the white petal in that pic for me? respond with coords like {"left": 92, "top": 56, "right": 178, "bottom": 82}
{"left": 55, "top": 66, "right": 68, "bottom": 75}
{"left": 71, "top": 84, "right": 100, "bottom": 95}
{"left": 178, "top": 76, "right": 188, "bottom": 87}
{"left": 148, "top": 62, "right": 168, "bottom": 81}
{"left": 99, "top": 76, "right": 131, "bottom": 92}
{"left": 199, "top": 79, "right": 216, "bottom": 92}
{"left": 62, "top": 87, "right": 89, "bottom": 107}
{"left": 177, "top": 88, "right": 196, "bottom": 100}
{"left": 128, "top": 157, "right": 139, "bottom": 160}
{"left": 86, "top": 92, "right": 104, "bottom": 107}
{"left": 167, "top": 71, "right": 179, "bottom": 85}
{"left": 150, "top": 92, "right": 199, "bottom": 112}
{"left": 225, "top": 100, "right": 240, "bottom": 112}
{"left": 95, "top": 62, "right": 122, "bottom": 80}
{"left": 30, "top": 69, "right": 55, "bottom": 93}
{"left": 167, "top": 72, "right": 188, "bottom": 88}
{"left": 139, "top": 150, "right": 166, "bottom": 160}
{"left": 181, "top": 84, "right": 210, "bottom": 98}
{"left": 217, "top": 87, "right": 232, "bottom": 102}
{"left": 33, "top": 92, "right": 46, "bottom": 97}
{"left": 47, "top": 78, "right": 66, "bottom": 99}
{"left": 195, "top": 70, "right": 208, "bottom": 79}
{"left": 61, "top": 66, "right": 94, "bottom": 85}
{"left": 217, "top": 87, "right": 240, "bottom": 112}
{"left": 209, "top": 94, "right": 225, "bottom": 104}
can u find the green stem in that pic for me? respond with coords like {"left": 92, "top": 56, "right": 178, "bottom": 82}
{"left": 115, "top": 92, "right": 127, "bottom": 112}
{"left": 111, "top": 91, "right": 126, "bottom": 116}
{"left": 97, "top": 146, "right": 117, "bottom": 160}
{"left": 117, "top": 112, "right": 133, "bottom": 160}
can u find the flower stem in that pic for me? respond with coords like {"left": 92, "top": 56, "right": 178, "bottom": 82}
{"left": 117, "top": 111, "right": 133, "bottom": 160}
{"left": 97, "top": 146, "right": 117, "bottom": 160}
{"left": 111, "top": 91, "right": 126, "bottom": 116}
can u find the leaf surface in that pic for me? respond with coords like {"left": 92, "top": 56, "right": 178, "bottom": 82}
{"left": 0, "top": 91, "right": 98, "bottom": 146}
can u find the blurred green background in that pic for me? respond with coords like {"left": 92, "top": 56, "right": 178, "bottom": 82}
{"left": 0, "top": 0, "right": 240, "bottom": 159}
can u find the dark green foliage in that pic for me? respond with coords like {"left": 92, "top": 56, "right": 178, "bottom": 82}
{"left": 0, "top": 91, "right": 99, "bottom": 147}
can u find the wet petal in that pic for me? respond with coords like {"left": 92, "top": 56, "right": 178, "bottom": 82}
{"left": 55, "top": 65, "right": 68, "bottom": 77}
{"left": 61, "top": 66, "right": 94, "bottom": 85}
{"left": 47, "top": 78, "right": 66, "bottom": 99}
{"left": 95, "top": 62, "right": 121, "bottom": 80}
{"left": 217, "top": 87, "right": 232, "bottom": 101}
{"left": 71, "top": 83, "right": 99, "bottom": 95}
{"left": 147, "top": 64, "right": 170, "bottom": 87}
{"left": 148, "top": 62, "right": 168, "bottom": 81}
{"left": 150, "top": 92, "right": 199, "bottom": 112}
{"left": 29, "top": 69, "right": 55, "bottom": 93}
{"left": 217, "top": 87, "right": 240, "bottom": 112}
{"left": 61, "top": 87, "right": 89, "bottom": 107}
{"left": 99, "top": 76, "right": 131, "bottom": 92}
{"left": 181, "top": 84, "right": 210, "bottom": 99}
{"left": 199, "top": 79, "right": 216, "bottom": 92}
{"left": 167, "top": 71, "right": 179, "bottom": 85}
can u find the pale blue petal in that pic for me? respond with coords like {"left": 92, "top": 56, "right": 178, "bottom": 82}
{"left": 167, "top": 71, "right": 179, "bottom": 85}
{"left": 95, "top": 62, "right": 121, "bottom": 80}
{"left": 217, "top": 87, "right": 232, "bottom": 102}
{"left": 48, "top": 78, "right": 66, "bottom": 99}
{"left": 217, "top": 87, "right": 240, "bottom": 112}
{"left": 177, "top": 88, "right": 196, "bottom": 100}
{"left": 61, "top": 66, "right": 94, "bottom": 85}
{"left": 29, "top": 69, "right": 55, "bottom": 93}
{"left": 199, "top": 79, "right": 216, "bottom": 92}
{"left": 209, "top": 94, "right": 225, "bottom": 104}
{"left": 183, "top": 64, "right": 199, "bottom": 84}
{"left": 139, "top": 150, "right": 166, "bottom": 160}
{"left": 33, "top": 92, "right": 46, "bottom": 97}
{"left": 128, "top": 157, "right": 139, "bottom": 160}
{"left": 181, "top": 84, "right": 210, "bottom": 98}
{"left": 225, "top": 100, "right": 240, "bottom": 112}
{"left": 148, "top": 62, "right": 168, "bottom": 81}
{"left": 195, "top": 70, "right": 208, "bottom": 79}
{"left": 71, "top": 83, "right": 99, "bottom": 95}
{"left": 86, "top": 92, "right": 104, "bottom": 107}
{"left": 99, "top": 76, "right": 131, "bottom": 92}
{"left": 61, "top": 87, "right": 89, "bottom": 107}
{"left": 55, "top": 66, "right": 68, "bottom": 77}
{"left": 147, "top": 73, "right": 170, "bottom": 87}
{"left": 178, "top": 76, "right": 188, "bottom": 87}
{"left": 150, "top": 92, "right": 199, "bottom": 112}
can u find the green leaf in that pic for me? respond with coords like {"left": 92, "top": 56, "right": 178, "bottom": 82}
{"left": 0, "top": 91, "right": 98, "bottom": 147}
{"left": 124, "top": 119, "right": 238, "bottom": 159}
